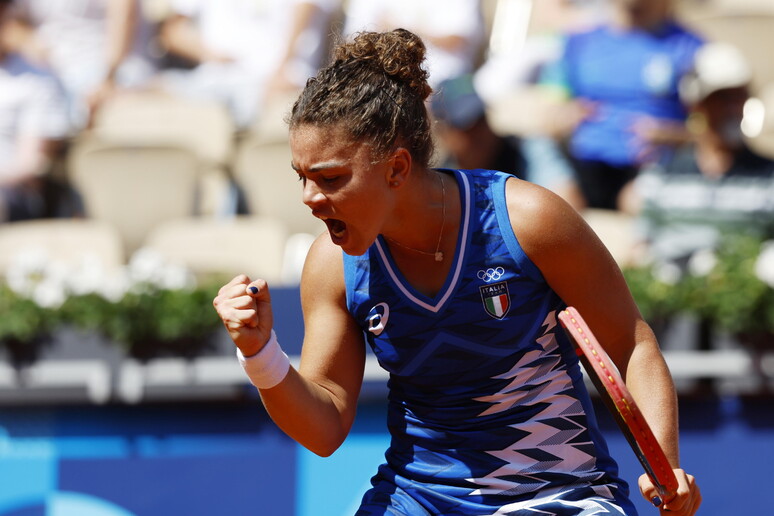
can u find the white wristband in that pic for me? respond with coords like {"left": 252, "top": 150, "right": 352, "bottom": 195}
{"left": 236, "top": 330, "right": 290, "bottom": 390}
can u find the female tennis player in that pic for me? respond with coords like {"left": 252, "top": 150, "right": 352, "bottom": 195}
{"left": 213, "top": 29, "right": 701, "bottom": 515}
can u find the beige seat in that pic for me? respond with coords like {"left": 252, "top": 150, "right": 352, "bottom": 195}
{"left": 142, "top": 216, "right": 289, "bottom": 284}
{"left": 0, "top": 218, "right": 125, "bottom": 275}
{"left": 89, "top": 92, "right": 237, "bottom": 216}
{"left": 67, "top": 139, "right": 203, "bottom": 258}
{"left": 679, "top": 11, "right": 774, "bottom": 92}
{"left": 92, "top": 92, "right": 235, "bottom": 165}
{"left": 232, "top": 133, "right": 326, "bottom": 237}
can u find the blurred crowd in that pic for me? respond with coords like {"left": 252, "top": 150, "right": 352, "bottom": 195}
{"left": 1, "top": 0, "right": 773, "bottom": 271}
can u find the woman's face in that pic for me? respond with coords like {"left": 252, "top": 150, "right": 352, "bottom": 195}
{"left": 290, "top": 123, "right": 395, "bottom": 256}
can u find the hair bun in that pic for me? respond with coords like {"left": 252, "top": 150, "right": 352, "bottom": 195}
{"left": 335, "top": 28, "right": 432, "bottom": 101}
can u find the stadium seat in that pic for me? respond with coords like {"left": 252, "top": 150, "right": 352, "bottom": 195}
{"left": 89, "top": 92, "right": 237, "bottom": 216}
{"left": 0, "top": 218, "right": 125, "bottom": 275}
{"left": 142, "top": 215, "right": 290, "bottom": 285}
{"left": 678, "top": 6, "right": 774, "bottom": 91}
{"left": 67, "top": 139, "right": 203, "bottom": 258}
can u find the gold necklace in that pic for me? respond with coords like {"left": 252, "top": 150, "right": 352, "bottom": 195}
{"left": 385, "top": 172, "right": 446, "bottom": 262}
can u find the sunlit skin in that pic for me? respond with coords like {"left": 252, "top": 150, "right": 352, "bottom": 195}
{"left": 215, "top": 124, "right": 701, "bottom": 512}
{"left": 290, "top": 123, "right": 394, "bottom": 256}
{"left": 214, "top": 121, "right": 701, "bottom": 513}
{"left": 216, "top": 104, "right": 700, "bottom": 516}
{"left": 207, "top": 25, "right": 706, "bottom": 512}
{"left": 290, "top": 123, "right": 457, "bottom": 297}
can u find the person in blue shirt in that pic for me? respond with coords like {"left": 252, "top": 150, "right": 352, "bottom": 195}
{"left": 622, "top": 41, "right": 774, "bottom": 263}
{"left": 554, "top": 0, "right": 704, "bottom": 211}
{"left": 213, "top": 28, "right": 701, "bottom": 515}
{"left": 430, "top": 73, "right": 586, "bottom": 211}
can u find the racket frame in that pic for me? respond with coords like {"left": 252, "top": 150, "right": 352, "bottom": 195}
{"left": 558, "top": 306, "right": 678, "bottom": 500}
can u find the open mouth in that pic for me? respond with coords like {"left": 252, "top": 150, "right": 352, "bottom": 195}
{"left": 323, "top": 218, "right": 347, "bottom": 240}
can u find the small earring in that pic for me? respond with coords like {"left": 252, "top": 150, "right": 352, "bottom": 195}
{"left": 390, "top": 181, "right": 399, "bottom": 187}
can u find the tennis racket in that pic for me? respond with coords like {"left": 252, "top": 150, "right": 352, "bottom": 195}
{"left": 558, "top": 306, "right": 678, "bottom": 505}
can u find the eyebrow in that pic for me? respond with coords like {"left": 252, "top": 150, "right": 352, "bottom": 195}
{"left": 291, "top": 160, "right": 350, "bottom": 173}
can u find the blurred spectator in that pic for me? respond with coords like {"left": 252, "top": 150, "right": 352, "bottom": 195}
{"left": 474, "top": 0, "right": 605, "bottom": 105}
{"left": 3, "top": 0, "right": 158, "bottom": 130}
{"left": 430, "top": 73, "right": 584, "bottom": 209}
{"left": 342, "top": 0, "right": 485, "bottom": 88}
{"left": 0, "top": 0, "right": 70, "bottom": 222}
{"left": 551, "top": 0, "right": 704, "bottom": 211}
{"left": 623, "top": 42, "right": 774, "bottom": 264}
{"left": 156, "top": 0, "right": 339, "bottom": 129}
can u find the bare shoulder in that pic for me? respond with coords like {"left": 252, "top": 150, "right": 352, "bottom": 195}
{"left": 504, "top": 178, "right": 597, "bottom": 263}
{"left": 504, "top": 178, "right": 644, "bottom": 360}
{"left": 301, "top": 233, "right": 346, "bottom": 304}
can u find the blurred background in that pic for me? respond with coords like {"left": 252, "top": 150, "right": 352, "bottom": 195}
{"left": 0, "top": 0, "right": 772, "bottom": 514}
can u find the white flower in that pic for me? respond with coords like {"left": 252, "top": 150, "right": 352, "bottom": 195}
{"left": 126, "top": 247, "right": 196, "bottom": 292}
{"left": 755, "top": 240, "right": 774, "bottom": 288}
{"left": 652, "top": 261, "right": 682, "bottom": 285}
{"left": 6, "top": 248, "right": 70, "bottom": 303}
{"left": 100, "top": 269, "right": 131, "bottom": 302}
{"left": 158, "top": 264, "right": 195, "bottom": 291}
{"left": 33, "top": 278, "right": 67, "bottom": 309}
{"left": 6, "top": 247, "right": 49, "bottom": 296}
{"left": 687, "top": 248, "right": 718, "bottom": 277}
{"left": 67, "top": 254, "right": 110, "bottom": 296}
{"left": 128, "top": 247, "right": 167, "bottom": 285}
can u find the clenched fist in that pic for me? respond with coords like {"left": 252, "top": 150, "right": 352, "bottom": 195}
{"left": 213, "top": 274, "right": 275, "bottom": 357}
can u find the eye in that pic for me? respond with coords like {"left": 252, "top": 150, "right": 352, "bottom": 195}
{"left": 321, "top": 175, "right": 340, "bottom": 185}
{"left": 296, "top": 173, "right": 306, "bottom": 185}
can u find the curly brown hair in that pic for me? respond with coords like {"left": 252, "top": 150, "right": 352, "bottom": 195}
{"left": 288, "top": 28, "right": 435, "bottom": 168}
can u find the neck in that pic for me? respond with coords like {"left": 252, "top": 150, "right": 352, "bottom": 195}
{"left": 383, "top": 170, "right": 449, "bottom": 261}
{"left": 611, "top": 4, "right": 670, "bottom": 32}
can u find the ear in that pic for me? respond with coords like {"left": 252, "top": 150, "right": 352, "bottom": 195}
{"left": 386, "top": 147, "right": 412, "bottom": 188}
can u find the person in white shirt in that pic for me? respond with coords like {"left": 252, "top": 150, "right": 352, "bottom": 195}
{"left": 0, "top": 0, "right": 70, "bottom": 221}
{"left": 342, "top": 0, "right": 485, "bottom": 88}
{"left": 157, "top": 0, "right": 340, "bottom": 129}
{"left": 5, "top": 0, "right": 158, "bottom": 130}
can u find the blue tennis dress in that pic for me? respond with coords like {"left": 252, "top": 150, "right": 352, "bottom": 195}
{"left": 344, "top": 169, "right": 636, "bottom": 515}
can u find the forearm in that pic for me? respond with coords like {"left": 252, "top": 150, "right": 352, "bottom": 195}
{"left": 624, "top": 323, "right": 680, "bottom": 467}
{"left": 258, "top": 366, "right": 356, "bottom": 457}
{"left": 237, "top": 321, "right": 364, "bottom": 457}
{"left": 279, "top": 3, "right": 318, "bottom": 66}
{"left": 104, "top": 0, "right": 137, "bottom": 80}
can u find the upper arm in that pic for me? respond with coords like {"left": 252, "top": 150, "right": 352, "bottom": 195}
{"left": 297, "top": 233, "right": 366, "bottom": 427}
{"left": 506, "top": 179, "right": 652, "bottom": 372}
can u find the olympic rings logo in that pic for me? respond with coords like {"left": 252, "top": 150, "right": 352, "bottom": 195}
{"left": 477, "top": 267, "right": 505, "bottom": 282}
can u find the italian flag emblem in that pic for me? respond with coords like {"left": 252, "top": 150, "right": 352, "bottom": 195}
{"left": 480, "top": 281, "right": 510, "bottom": 319}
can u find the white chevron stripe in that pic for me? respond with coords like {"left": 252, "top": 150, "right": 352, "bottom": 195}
{"left": 483, "top": 487, "right": 621, "bottom": 516}
{"left": 467, "top": 311, "right": 602, "bottom": 497}
{"left": 467, "top": 395, "right": 599, "bottom": 496}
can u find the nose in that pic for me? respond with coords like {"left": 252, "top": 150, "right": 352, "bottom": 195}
{"left": 302, "top": 179, "right": 326, "bottom": 209}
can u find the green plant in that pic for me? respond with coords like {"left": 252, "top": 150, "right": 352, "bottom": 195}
{"left": 2, "top": 248, "right": 227, "bottom": 364}
{"left": 623, "top": 234, "right": 774, "bottom": 338}
{"left": 699, "top": 236, "right": 773, "bottom": 336}
{"left": 94, "top": 282, "right": 222, "bottom": 361}
{"left": 0, "top": 283, "right": 58, "bottom": 366}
